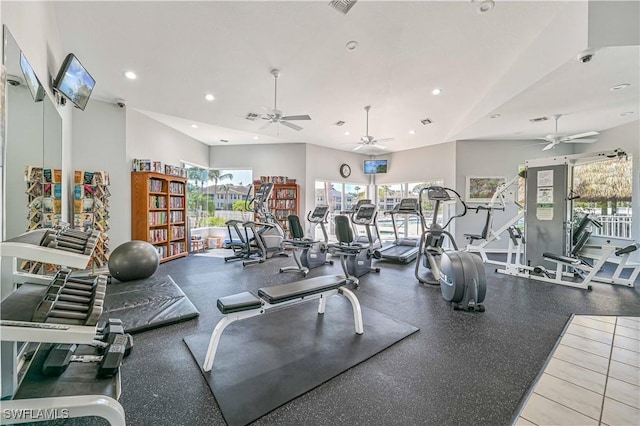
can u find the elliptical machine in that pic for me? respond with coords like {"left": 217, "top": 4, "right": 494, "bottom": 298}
{"left": 279, "top": 205, "right": 334, "bottom": 276}
{"left": 415, "top": 186, "right": 486, "bottom": 312}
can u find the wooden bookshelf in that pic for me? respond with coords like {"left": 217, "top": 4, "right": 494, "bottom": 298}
{"left": 255, "top": 182, "right": 300, "bottom": 232}
{"left": 131, "top": 172, "right": 188, "bottom": 263}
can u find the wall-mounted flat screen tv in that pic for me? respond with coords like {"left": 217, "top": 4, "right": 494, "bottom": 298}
{"left": 364, "top": 159, "right": 388, "bottom": 174}
{"left": 53, "top": 53, "right": 95, "bottom": 111}
{"left": 20, "top": 52, "right": 45, "bottom": 102}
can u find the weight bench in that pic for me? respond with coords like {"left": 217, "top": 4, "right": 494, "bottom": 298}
{"left": 203, "top": 274, "right": 363, "bottom": 372}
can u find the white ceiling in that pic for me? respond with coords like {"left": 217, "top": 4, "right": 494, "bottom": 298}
{"left": 51, "top": 0, "right": 639, "bottom": 154}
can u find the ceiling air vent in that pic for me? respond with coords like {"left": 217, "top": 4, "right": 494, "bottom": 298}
{"left": 219, "top": 139, "right": 229, "bottom": 143}
{"left": 529, "top": 116, "right": 549, "bottom": 123}
{"left": 420, "top": 118, "right": 433, "bottom": 125}
{"left": 334, "top": 120, "right": 346, "bottom": 126}
{"left": 245, "top": 112, "right": 260, "bottom": 121}
{"left": 328, "top": 0, "right": 358, "bottom": 15}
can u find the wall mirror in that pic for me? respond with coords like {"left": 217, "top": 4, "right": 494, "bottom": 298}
{"left": 3, "top": 25, "right": 63, "bottom": 241}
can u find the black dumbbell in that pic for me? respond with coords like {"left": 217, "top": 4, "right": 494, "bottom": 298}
{"left": 46, "top": 240, "right": 94, "bottom": 255}
{"left": 32, "top": 284, "right": 105, "bottom": 325}
{"left": 59, "top": 229, "right": 94, "bottom": 241}
{"left": 42, "top": 338, "right": 127, "bottom": 378}
{"left": 93, "top": 321, "right": 134, "bottom": 357}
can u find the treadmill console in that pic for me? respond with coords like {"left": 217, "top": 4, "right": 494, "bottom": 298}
{"left": 427, "top": 186, "right": 451, "bottom": 201}
{"left": 354, "top": 205, "right": 376, "bottom": 224}
{"left": 397, "top": 198, "right": 419, "bottom": 212}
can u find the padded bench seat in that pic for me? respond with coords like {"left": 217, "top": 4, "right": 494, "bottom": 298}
{"left": 217, "top": 292, "right": 262, "bottom": 314}
{"left": 204, "top": 274, "right": 363, "bottom": 372}
{"left": 258, "top": 275, "right": 347, "bottom": 304}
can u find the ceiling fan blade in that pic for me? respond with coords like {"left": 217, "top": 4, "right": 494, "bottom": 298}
{"left": 542, "top": 141, "right": 556, "bottom": 151}
{"left": 375, "top": 145, "right": 387, "bottom": 150}
{"left": 563, "top": 138, "right": 598, "bottom": 144}
{"left": 281, "top": 114, "right": 311, "bottom": 121}
{"left": 565, "top": 131, "right": 599, "bottom": 140}
{"left": 352, "top": 145, "right": 363, "bottom": 151}
{"left": 280, "top": 120, "right": 303, "bottom": 131}
{"left": 374, "top": 137, "right": 394, "bottom": 144}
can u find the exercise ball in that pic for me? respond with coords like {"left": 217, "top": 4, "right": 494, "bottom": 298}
{"left": 108, "top": 240, "right": 159, "bottom": 281}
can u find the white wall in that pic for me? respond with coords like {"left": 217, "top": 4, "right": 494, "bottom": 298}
{"left": 126, "top": 109, "right": 209, "bottom": 167}
{"left": 210, "top": 143, "right": 307, "bottom": 212}
{"left": 454, "top": 140, "right": 574, "bottom": 247}
{"left": 304, "top": 143, "right": 369, "bottom": 214}
{"left": 376, "top": 141, "right": 457, "bottom": 187}
{"left": 72, "top": 100, "right": 127, "bottom": 248}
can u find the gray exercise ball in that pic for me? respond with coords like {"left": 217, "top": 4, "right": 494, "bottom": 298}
{"left": 108, "top": 240, "right": 159, "bottom": 281}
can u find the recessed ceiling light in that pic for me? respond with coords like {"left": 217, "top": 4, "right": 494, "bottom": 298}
{"left": 490, "top": 114, "right": 501, "bottom": 118}
{"left": 345, "top": 40, "right": 358, "bottom": 51}
{"left": 620, "top": 111, "right": 634, "bottom": 117}
{"left": 610, "top": 83, "right": 630, "bottom": 92}
{"left": 190, "top": 124, "right": 198, "bottom": 129}
{"left": 124, "top": 71, "right": 137, "bottom": 80}
{"left": 253, "top": 136, "right": 259, "bottom": 140}
{"left": 474, "top": 0, "right": 495, "bottom": 14}
{"left": 409, "top": 130, "right": 416, "bottom": 135}
{"left": 431, "top": 88, "right": 442, "bottom": 96}
{"left": 344, "top": 131, "right": 351, "bottom": 136}
{"left": 205, "top": 93, "right": 215, "bottom": 101}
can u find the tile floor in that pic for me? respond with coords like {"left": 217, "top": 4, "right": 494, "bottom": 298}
{"left": 515, "top": 315, "right": 640, "bottom": 425}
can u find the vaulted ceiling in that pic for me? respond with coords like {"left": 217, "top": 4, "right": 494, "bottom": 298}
{"left": 52, "top": 1, "right": 639, "bottom": 154}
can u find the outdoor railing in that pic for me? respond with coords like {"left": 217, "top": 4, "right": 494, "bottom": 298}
{"left": 593, "top": 215, "right": 633, "bottom": 239}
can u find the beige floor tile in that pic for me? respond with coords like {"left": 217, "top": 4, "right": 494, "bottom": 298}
{"left": 520, "top": 393, "right": 598, "bottom": 426}
{"left": 608, "top": 360, "right": 640, "bottom": 387}
{"left": 618, "top": 318, "right": 640, "bottom": 330}
{"left": 601, "top": 397, "right": 640, "bottom": 426}
{"left": 606, "top": 377, "right": 640, "bottom": 409}
{"left": 612, "top": 346, "right": 640, "bottom": 367}
{"left": 561, "top": 333, "right": 613, "bottom": 358}
{"left": 545, "top": 357, "right": 606, "bottom": 394}
{"left": 614, "top": 335, "right": 640, "bottom": 353}
{"left": 582, "top": 315, "right": 617, "bottom": 324}
{"left": 553, "top": 344, "right": 609, "bottom": 375}
{"left": 571, "top": 316, "right": 616, "bottom": 333}
{"left": 616, "top": 325, "right": 640, "bottom": 341}
{"left": 566, "top": 323, "right": 614, "bottom": 345}
{"left": 620, "top": 317, "right": 640, "bottom": 323}
{"left": 514, "top": 416, "right": 536, "bottom": 425}
{"left": 533, "top": 373, "right": 603, "bottom": 420}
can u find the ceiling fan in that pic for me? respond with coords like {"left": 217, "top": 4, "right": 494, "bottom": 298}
{"left": 353, "top": 105, "right": 394, "bottom": 151}
{"left": 540, "top": 114, "right": 599, "bottom": 151}
{"left": 261, "top": 68, "right": 311, "bottom": 132}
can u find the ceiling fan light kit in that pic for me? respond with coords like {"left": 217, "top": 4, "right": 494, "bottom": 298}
{"left": 260, "top": 68, "right": 311, "bottom": 133}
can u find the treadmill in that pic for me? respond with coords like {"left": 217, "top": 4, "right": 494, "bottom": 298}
{"left": 374, "top": 198, "right": 422, "bottom": 263}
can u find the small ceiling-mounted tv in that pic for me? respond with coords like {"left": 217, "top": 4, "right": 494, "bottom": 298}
{"left": 364, "top": 159, "right": 388, "bottom": 174}
{"left": 53, "top": 53, "right": 95, "bottom": 111}
{"left": 20, "top": 52, "right": 45, "bottom": 102}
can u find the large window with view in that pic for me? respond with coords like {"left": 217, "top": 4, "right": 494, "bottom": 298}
{"left": 314, "top": 181, "right": 369, "bottom": 241}
{"left": 572, "top": 155, "right": 633, "bottom": 239}
{"left": 376, "top": 180, "right": 445, "bottom": 242}
{"left": 184, "top": 164, "right": 253, "bottom": 228}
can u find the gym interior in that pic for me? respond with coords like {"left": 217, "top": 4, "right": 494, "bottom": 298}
{"left": 1, "top": 2, "right": 639, "bottom": 425}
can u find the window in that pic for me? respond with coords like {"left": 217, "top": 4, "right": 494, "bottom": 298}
{"left": 572, "top": 156, "right": 633, "bottom": 239}
{"left": 314, "top": 180, "right": 369, "bottom": 241}
{"left": 183, "top": 164, "right": 252, "bottom": 228}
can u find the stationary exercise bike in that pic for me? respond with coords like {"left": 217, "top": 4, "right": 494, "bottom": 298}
{"left": 415, "top": 186, "right": 486, "bottom": 311}
{"left": 280, "top": 205, "right": 334, "bottom": 276}
{"left": 330, "top": 203, "right": 381, "bottom": 287}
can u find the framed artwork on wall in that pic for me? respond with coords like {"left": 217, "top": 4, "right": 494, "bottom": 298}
{"left": 466, "top": 176, "right": 506, "bottom": 203}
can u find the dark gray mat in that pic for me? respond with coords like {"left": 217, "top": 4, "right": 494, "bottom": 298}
{"left": 101, "top": 274, "right": 199, "bottom": 333}
{"left": 184, "top": 297, "right": 418, "bottom": 426}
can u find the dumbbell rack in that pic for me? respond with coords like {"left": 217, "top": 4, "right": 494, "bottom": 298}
{"left": 0, "top": 236, "right": 126, "bottom": 425}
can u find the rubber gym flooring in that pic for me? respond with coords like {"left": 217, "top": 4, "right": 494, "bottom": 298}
{"left": 33, "top": 252, "right": 640, "bottom": 425}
